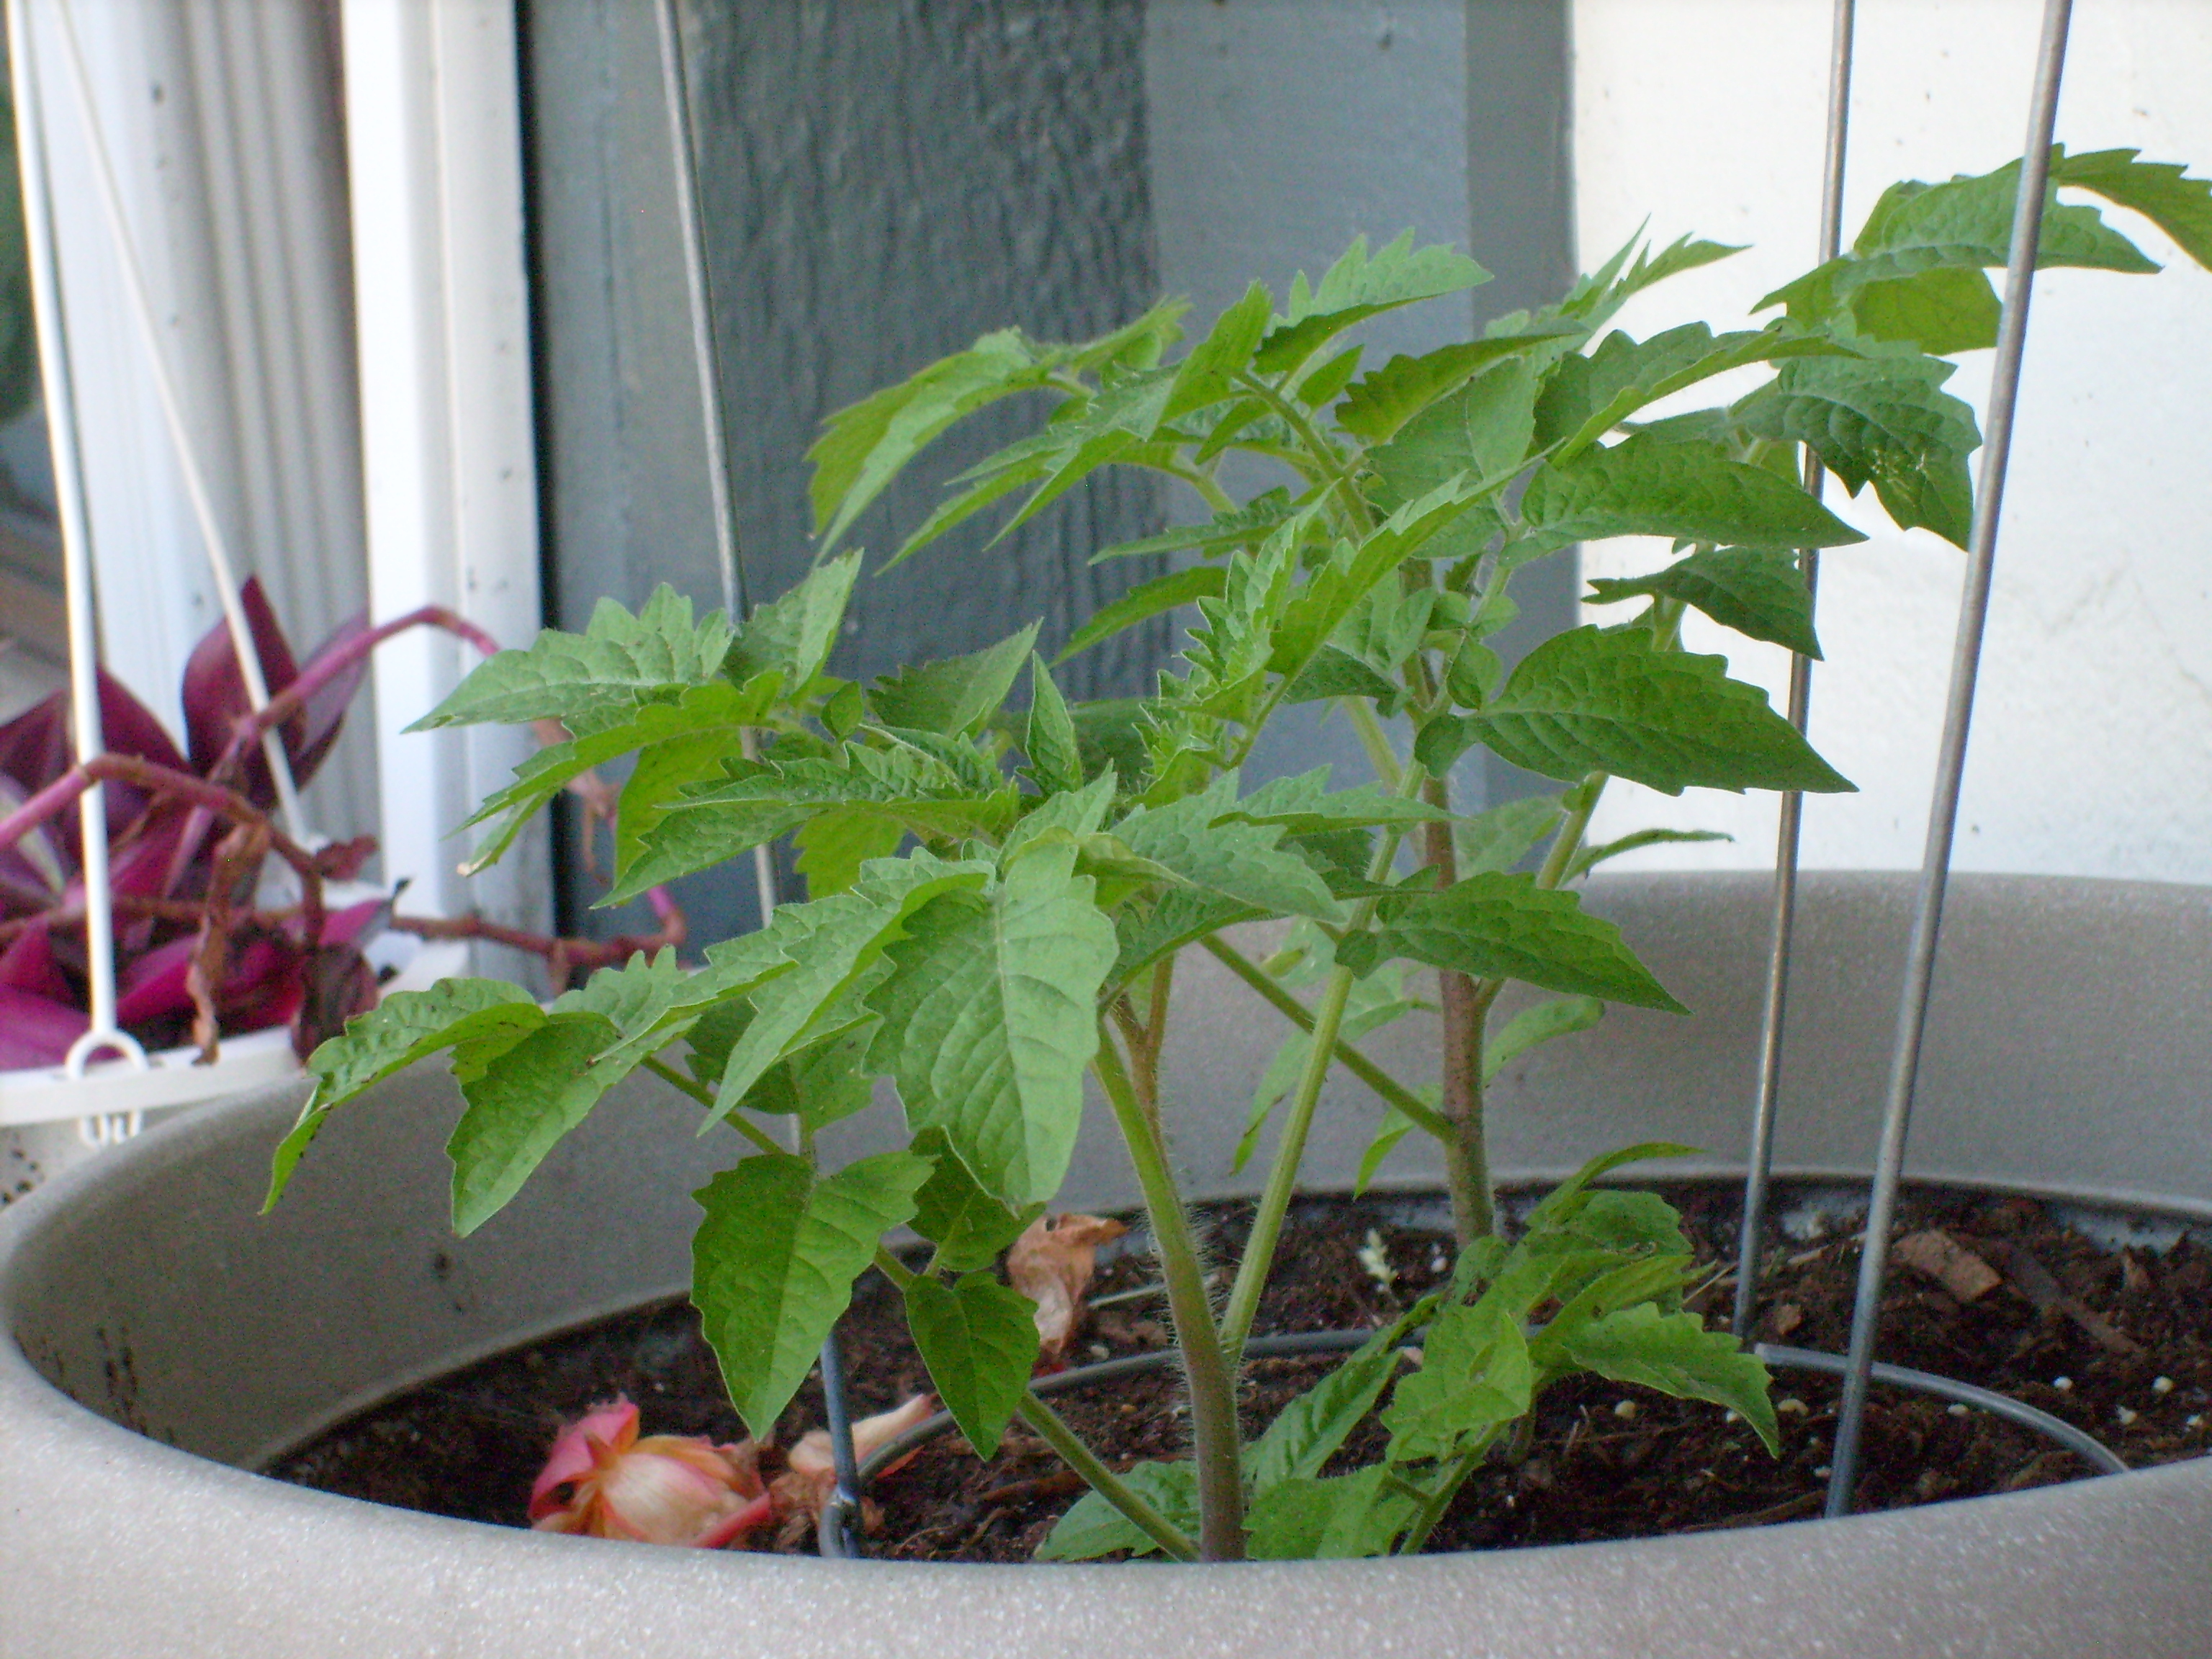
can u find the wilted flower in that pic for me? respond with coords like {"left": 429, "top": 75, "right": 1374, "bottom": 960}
{"left": 1008, "top": 1212, "right": 1128, "bottom": 1364}
{"left": 529, "top": 1397, "right": 770, "bottom": 1547}
{"left": 770, "top": 1393, "right": 937, "bottom": 1547}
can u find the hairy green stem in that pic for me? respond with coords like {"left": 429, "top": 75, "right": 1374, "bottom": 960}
{"left": 1233, "top": 369, "right": 1374, "bottom": 536}
{"left": 871, "top": 1245, "right": 919, "bottom": 1292}
{"left": 642, "top": 1056, "right": 790, "bottom": 1159}
{"left": 1534, "top": 775, "right": 1606, "bottom": 891}
{"left": 1422, "top": 771, "right": 1496, "bottom": 1244}
{"left": 1016, "top": 1393, "right": 1200, "bottom": 1563}
{"left": 1164, "top": 459, "right": 1238, "bottom": 517}
{"left": 1342, "top": 697, "right": 1403, "bottom": 788}
{"left": 1200, "top": 935, "right": 1449, "bottom": 1141}
{"left": 1092, "top": 1028, "right": 1246, "bottom": 1560}
{"left": 1218, "top": 760, "right": 1429, "bottom": 1360}
{"left": 1396, "top": 1433, "right": 1498, "bottom": 1555}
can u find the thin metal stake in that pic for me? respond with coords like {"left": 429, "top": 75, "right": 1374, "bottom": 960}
{"left": 9, "top": 0, "right": 149, "bottom": 1122}
{"left": 1732, "top": 0, "right": 1858, "bottom": 1341}
{"left": 1825, "top": 0, "right": 2075, "bottom": 1517}
{"left": 48, "top": 0, "right": 308, "bottom": 845}
{"left": 816, "top": 1327, "right": 865, "bottom": 1556}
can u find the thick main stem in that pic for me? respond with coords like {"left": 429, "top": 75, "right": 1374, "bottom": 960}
{"left": 1422, "top": 774, "right": 1495, "bottom": 1244}
{"left": 1092, "top": 1029, "right": 1245, "bottom": 1560}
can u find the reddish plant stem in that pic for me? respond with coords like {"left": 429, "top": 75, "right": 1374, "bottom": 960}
{"left": 0, "top": 894, "right": 316, "bottom": 948}
{"left": 0, "top": 755, "right": 335, "bottom": 894}
{"left": 388, "top": 884, "right": 685, "bottom": 991}
{"left": 206, "top": 606, "right": 500, "bottom": 796}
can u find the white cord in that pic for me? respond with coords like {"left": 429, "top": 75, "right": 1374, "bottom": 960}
{"left": 9, "top": 0, "right": 148, "bottom": 1112}
{"left": 48, "top": 0, "right": 310, "bottom": 845}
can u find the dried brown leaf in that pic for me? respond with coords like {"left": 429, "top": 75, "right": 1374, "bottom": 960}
{"left": 1007, "top": 1211, "right": 1128, "bottom": 1364}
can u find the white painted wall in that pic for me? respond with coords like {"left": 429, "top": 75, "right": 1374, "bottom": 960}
{"left": 343, "top": 0, "right": 547, "bottom": 949}
{"left": 1572, "top": 0, "right": 2212, "bottom": 883}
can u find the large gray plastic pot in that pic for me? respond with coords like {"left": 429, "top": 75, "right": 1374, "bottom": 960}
{"left": 4, "top": 871, "right": 2210, "bottom": 1658}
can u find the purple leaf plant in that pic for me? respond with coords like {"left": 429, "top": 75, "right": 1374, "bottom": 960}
{"left": 0, "top": 579, "right": 684, "bottom": 1074}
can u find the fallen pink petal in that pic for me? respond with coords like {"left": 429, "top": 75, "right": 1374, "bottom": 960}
{"left": 529, "top": 1397, "right": 770, "bottom": 1548}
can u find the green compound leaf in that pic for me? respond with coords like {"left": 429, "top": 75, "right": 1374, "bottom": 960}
{"left": 444, "top": 946, "right": 788, "bottom": 1234}
{"left": 809, "top": 328, "right": 1071, "bottom": 554}
{"left": 1731, "top": 356, "right": 1981, "bottom": 548}
{"left": 715, "top": 857, "right": 994, "bottom": 1116}
{"left": 462, "top": 675, "right": 780, "bottom": 873}
{"left": 1758, "top": 149, "right": 2210, "bottom": 349}
{"left": 722, "top": 551, "right": 863, "bottom": 691}
{"left": 1247, "top": 1311, "right": 1421, "bottom": 1493}
{"left": 1244, "top": 1467, "right": 1420, "bottom": 1561}
{"left": 1088, "top": 489, "right": 1298, "bottom": 565}
{"left": 1110, "top": 886, "right": 1261, "bottom": 988}
{"left": 1518, "top": 434, "right": 1866, "bottom": 553}
{"left": 1534, "top": 1302, "right": 1779, "bottom": 1455}
{"left": 447, "top": 1011, "right": 626, "bottom": 1235}
{"left": 793, "top": 809, "right": 907, "bottom": 897}
{"left": 613, "top": 721, "right": 760, "bottom": 884}
{"left": 909, "top": 1127, "right": 1044, "bottom": 1273}
{"left": 1056, "top": 565, "right": 1224, "bottom": 664}
{"left": 1339, "top": 871, "right": 1683, "bottom": 1013}
{"left": 613, "top": 745, "right": 1013, "bottom": 904}
{"left": 1255, "top": 231, "right": 1491, "bottom": 375}
{"left": 1483, "top": 994, "right": 1605, "bottom": 1083}
{"left": 410, "top": 586, "right": 733, "bottom": 732}
{"left": 1382, "top": 1295, "right": 1535, "bottom": 1464}
{"left": 691, "top": 1150, "right": 933, "bottom": 1438}
{"left": 1850, "top": 158, "right": 2157, "bottom": 273}
{"left": 904, "top": 1271, "right": 1041, "bottom": 1459}
{"left": 1586, "top": 547, "right": 1823, "bottom": 658}
{"left": 1536, "top": 321, "right": 1844, "bottom": 459}
{"left": 1035, "top": 1460, "right": 1198, "bottom": 1561}
{"left": 1022, "top": 655, "right": 1085, "bottom": 794}
{"left": 1845, "top": 264, "right": 2002, "bottom": 354}
{"left": 1112, "top": 778, "right": 1346, "bottom": 925}
{"left": 266, "top": 980, "right": 541, "bottom": 1209}
{"left": 1365, "top": 356, "right": 1541, "bottom": 510}
{"left": 870, "top": 623, "right": 1040, "bottom": 737}
{"left": 2051, "top": 147, "right": 2212, "bottom": 270}
{"left": 1450, "top": 794, "right": 1563, "bottom": 874}
{"left": 1414, "top": 625, "right": 1856, "bottom": 797}
{"left": 1219, "top": 768, "right": 1448, "bottom": 836}
{"left": 865, "top": 842, "right": 1116, "bottom": 1205}
{"left": 1165, "top": 279, "right": 1273, "bottom": 419}
{"left": 1335, "top": 324, "right": 1583, "bottom": 444}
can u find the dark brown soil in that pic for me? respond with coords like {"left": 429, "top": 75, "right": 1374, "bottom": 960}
{"left": 269, "top": 1182, "right": 2212, "bottom": 1560}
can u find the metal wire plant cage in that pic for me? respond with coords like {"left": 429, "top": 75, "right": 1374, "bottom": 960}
{"left": 629, "top": 0, "right": 2167, "bottom": 1548}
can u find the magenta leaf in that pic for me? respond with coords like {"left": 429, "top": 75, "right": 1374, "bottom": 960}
{"left": 0, "top": 922, "right": 71, "bottom": 999}
{"left": 289, "top": 611, "right": 373, "bottom": 787}
{"left": 0, "top": 984, "right": 87, "bottom": 1070}
{"left": 183, "top": 577, "right": 302, "bottom": 801}
{"left": 0, "top": 778, "right": 66, "bottom": 911}
{"left": 115, "top": 934, "right": 196, "bottom": 1025}
{"left": 0, "top": 690, "right": 67, "bottom": 796}
{"left": 218, "top": 935, "right": 304, "bottom": 1033}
